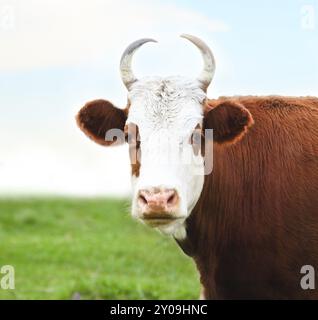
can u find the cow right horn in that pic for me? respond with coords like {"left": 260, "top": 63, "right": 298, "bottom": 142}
{"left": 180, "top": 34, "right": 216, "bottom": 92}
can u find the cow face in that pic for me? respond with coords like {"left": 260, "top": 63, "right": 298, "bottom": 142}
{"left": 76, "top": 35, "right": 254, "bottom": 239}
{"left": 126, "top": 77, "right": 206, "bottom": 238}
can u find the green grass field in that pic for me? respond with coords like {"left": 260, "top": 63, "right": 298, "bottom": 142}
{"left": 0, "top": 198, "right": 199, "bottom": 299}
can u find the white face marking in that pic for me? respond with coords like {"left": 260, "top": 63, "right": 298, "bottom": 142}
{"left": 127, "top": 76, "right": 206, "bottom": 236}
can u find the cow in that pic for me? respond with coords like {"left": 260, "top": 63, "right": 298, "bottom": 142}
{"left": 76, "top": 34, "right": 318, "bottom": 299}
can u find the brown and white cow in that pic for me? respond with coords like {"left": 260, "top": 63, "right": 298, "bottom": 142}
{"left": 76, "top": 35, "right": 318, "bottom": 299}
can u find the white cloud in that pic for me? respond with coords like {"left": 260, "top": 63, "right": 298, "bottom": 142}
{"left": 0, "top": 0, "right": 230, "bottom": 71}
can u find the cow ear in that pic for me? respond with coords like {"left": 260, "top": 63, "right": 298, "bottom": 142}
{"left": 203, "top": 100, "right": 254, "bottom": 144}
{"left": 76, "top": 99, "right": 127, "bottom": 146}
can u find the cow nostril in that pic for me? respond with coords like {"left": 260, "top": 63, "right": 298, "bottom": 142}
{"left": 167, "top": 192, "right": 177, "bottom": 206}
{"left": 138, "top": 194, "right": 147, "bottom": 205}
{"left": 138, "top": 189, "right": 178, "bottom": 209}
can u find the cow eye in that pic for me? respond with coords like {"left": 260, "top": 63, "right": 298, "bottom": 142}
{"left": 189, "top": 124, "right": 202, "bottom": 145}
{"left": 190, "top": 131, "right": 201, "bottom": 145}
{"left": 189, "top": 124, "right": 202, "bottom": 155}
{"left": 126, "top": 133, "right": 140, "bottom": 146}
{"left": 124, "top": 123, "right": 139, "bottom": 145}
{"left": 125, "top": 132, "right": 134, "bottom": 144}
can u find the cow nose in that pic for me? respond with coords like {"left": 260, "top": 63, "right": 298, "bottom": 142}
{"left": 137, "top": 188, "right": 179, "bottom": 214}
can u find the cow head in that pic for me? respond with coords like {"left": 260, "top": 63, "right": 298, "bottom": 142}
{"left": 76, "top": 35, "right": 253, "bottom": 239}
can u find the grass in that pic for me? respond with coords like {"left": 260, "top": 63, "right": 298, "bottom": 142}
{"left": 0, "top": 198, "right": 199, "bottom": 299}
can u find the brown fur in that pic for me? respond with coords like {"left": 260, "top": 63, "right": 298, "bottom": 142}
{"left": 177, "top": 96, "right": 318, "bottom": 299}
{"left": 126, "top": 124, "right": 141, "bottom": 177}
{"left": 131, "top": 160, "right": 141, "bottom": 177}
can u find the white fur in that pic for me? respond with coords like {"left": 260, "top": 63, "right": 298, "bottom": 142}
{"left": 127, "top": 76, "right": 206, "bottom": 236}
{"left": 199, "top": 287, "right": 206, "bottom": 300}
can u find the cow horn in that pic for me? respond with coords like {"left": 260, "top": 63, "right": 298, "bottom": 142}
{"left": 120, "top": 38, "right": 157, "bottom": 90}
{"left": 180, "top": 34, "right": 216, "bottom": 91}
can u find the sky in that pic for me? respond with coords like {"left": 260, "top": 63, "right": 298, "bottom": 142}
{"left": 0, "top": 0, "right": 317, "bottom": 196}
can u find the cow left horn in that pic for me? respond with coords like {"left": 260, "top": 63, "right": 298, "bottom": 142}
{"left": 180, "top": 34, "right": 216, "bottom": 92}
{"left": 120, "top": 38, "right": 157, "bottom": 90}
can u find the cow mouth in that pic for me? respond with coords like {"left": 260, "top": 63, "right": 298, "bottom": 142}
{"left": 141, "top": 214, "right": 183, "bottom": 226}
